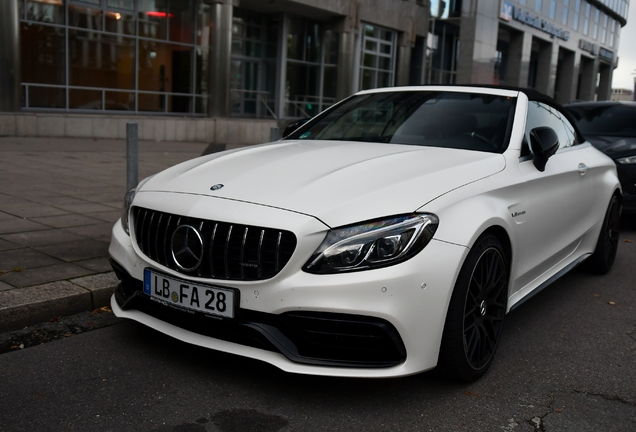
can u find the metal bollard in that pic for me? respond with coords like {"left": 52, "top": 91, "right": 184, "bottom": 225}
{"left": 270, "top": 126, "right": 280, "bottom": 142}
{"left": 126, "top": 122, "right": 138, "bottom": 190}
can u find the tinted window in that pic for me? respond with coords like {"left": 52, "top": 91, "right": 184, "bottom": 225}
{"left": 566, "top": 104, "right": 636, "bottom": 137}
{"left": 287, "top": 91, "right": 515, "bottom": 153}
{"left": 523, "top": 101, "right": 578, "bottom": 155}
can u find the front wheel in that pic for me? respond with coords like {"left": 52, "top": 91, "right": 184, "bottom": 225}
{"left": 438, "top": 234, "right": 509, "bottom": 382}
{"left": 585, "top": 195, "right": 621, "bottom": 274}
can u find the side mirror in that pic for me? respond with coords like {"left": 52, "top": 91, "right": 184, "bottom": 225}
{"left": 283, "top": 118, "right": 310, "bottom": 138}
{"left": 530, "top": 127, "right": 559, "bottom": 172}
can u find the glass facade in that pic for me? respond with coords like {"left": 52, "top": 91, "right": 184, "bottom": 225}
{"left": 12, "top": 0, "right": 628, "bottom": 122}
{"left": 359, "top": 24, "right": 396, "bottom": 90}
{"left": 285, "top": 18, "right": 338, "bottom": 118}
{"left": 230, "top": 9, "right": 278, "bottom": 118}
{"left": 20, "top": 0, "right": 211, "bottom": 114}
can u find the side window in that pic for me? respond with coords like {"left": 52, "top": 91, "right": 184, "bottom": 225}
{"left": 522, "top": 101, "right": 578, "bottom": 157}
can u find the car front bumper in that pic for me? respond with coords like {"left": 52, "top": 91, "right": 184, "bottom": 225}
{"left": 108, "top": 197, "right": 468, "bottom": 378}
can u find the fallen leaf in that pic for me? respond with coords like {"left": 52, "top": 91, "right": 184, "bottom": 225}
{"left": 556, "top": 408, "right": 563, "bottom": 413}
{"left": 92, "top": 305, "right": 112, "bottom": 314}
{"left": 464, "top": 391, "right": 481, "bottom": 397}
{"left": 593, "top": 293, "right": 601, "bottom": 297}
{"left": 624, "top": 239, "right": 633, "bottom": 243}
{"left": 608, "top": 301, "right": 616, "bottom": 305}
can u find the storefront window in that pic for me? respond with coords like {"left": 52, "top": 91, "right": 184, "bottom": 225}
{"left": 21, "top": 23, "right": 65, "bottom": 86}
{"left": 284, "top": 19, "right": 338, "bottom": 118}
{"left": 26, "top": 0, "right": 65, "bottom": 24}
{"left": 230, "top": 10, "right": 278, "bottom": 118}
{"left": 359, "top": 24, "right": 396, "bottom": 90}
{"left": 20, "top": 0, "right": 210, "bottom": 114}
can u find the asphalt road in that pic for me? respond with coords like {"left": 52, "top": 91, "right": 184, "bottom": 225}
{"left": 1, "top": 223, "right": 634, "bottom": 432}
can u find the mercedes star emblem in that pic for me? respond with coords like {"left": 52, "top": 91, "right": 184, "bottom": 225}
{"left": 171, "top": 225, "right": 204, "bottom": 272}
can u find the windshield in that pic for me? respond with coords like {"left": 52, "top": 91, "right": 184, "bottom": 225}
{"left": 286, "top": 91, "right": 516, "bottom": 153}
{"left": 566, "top": 104, "right": 636, "bottom": 137}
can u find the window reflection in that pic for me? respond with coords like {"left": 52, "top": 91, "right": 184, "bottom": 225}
{"left": 21, "top": 0, "right": 210, "bottom": 114}
{"left": 26, "top": 0, "right": 64, "bottom": 24}
{"left": 21, "top": 22, "right": 65, "bottom": 85}
{"left": 68, "top": 30, "right": 135, "bottom": 90}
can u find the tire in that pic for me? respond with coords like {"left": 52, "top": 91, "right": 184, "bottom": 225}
{"left": 438, "top": 234, "right": 509, "bottom": 382}
{"left": 585, "top": 195, "right": 621, "bottom": 275}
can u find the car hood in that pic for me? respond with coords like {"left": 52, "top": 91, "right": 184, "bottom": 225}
{"left": 140, "top": 140, "right": 506, "bottom": 227}
{"left": 585, "top": 135, "right": 636, "bottom": 160}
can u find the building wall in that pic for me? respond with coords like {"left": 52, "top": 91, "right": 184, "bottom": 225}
{"left": 445, "top": 0, "right": 625, "bottom": 102}
{"left": 2, "top": 0, "right": 629, "bottom": 143}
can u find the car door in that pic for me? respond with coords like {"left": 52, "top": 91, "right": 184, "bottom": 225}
{"left": 513, "top": 101, "right": 594, "bottom": 291}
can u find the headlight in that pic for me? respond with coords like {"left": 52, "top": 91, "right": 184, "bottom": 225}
{"left": 303, "top": 214, "right": 439, "bottom": 274}
{"left": 121, "top": 176, "right": 152, "bottom": 235}
{"left": 616, "top": 156, "right": 636, "bottom": 164}
{"left": 121, "top": 187, "right": 136, "bottom": 235}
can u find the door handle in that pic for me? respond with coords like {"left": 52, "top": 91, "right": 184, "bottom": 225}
{"left": 578, "top": 163, "right": 589, "bottom": 175}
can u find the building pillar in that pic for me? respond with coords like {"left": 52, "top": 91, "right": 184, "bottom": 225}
{"left": 507, "top": 30, "right": 532, "bottom": 88}
{"left": 555, "top": 48, "right": 576, "bottom": 104}
{"left": 597, "top": 63, "right": 612, "bottom": 100}
{"left": 0, "top": 0, "right": 20, "bottom": 112}
{"left": 276, "top": 14, "right": 290, "bottom": 119}
{"left": 334, "top": 6, "right": 357, "bottom": 101}
{"left": 208, "top": 0, "right": 234, "bottom": 117}
{"left": 456, "top": 0, "right": 499, "bottom": 84}
{"left": 578, "top": 56, "right": 598, "bottom": 101}
{"left": 395, "top": 19, "right": 415, "bottom": 86}
{"left": 535, "top": 39, "right": 558, "bottom": 97}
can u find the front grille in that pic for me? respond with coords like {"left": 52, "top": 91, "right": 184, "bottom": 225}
{"left": 132, "top": 207, "right": 297, "bottom": 281}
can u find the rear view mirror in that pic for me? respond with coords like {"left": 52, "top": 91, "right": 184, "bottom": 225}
{"left": 530, "top": 127, "right": 559, "bottom": 172}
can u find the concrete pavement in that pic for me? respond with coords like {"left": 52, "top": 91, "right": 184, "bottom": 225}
{"left": 0, "top": 136, "right": 221, "bottom": 331}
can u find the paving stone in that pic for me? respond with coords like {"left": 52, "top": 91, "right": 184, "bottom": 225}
{"left": 34, "top": 238, "right": 109, "bottom": 262}
{"left": 62, "top": 222, "right": 114, "bottom": 241}
{"left": 52, "top": 202, "right": 117, "bottom": 214}
{"left": 0, "top": 280, "right": 93, "bottom": 331}
{"left": 30, "top": 213, "right": 104, "bottom": 228}
{"left": 0, "top": 263, "right": 94, "bottom": 288}
{"left": 32, "top": 196, "right": 92, "bottom": 206}
{"left": 0, "top": 281, "right": 14, "bottom": 291}
{"left": 0, "top": 247, "right": 62, "bottom": 271}
{"left": 0, "top": 204, "right": 70, "bottom": 218}
{"left": 0, "top": 211, "right": 15, "bottom": 221}
{"left": 84, "top": 210, "right": 121, "bottom": 223}
{"left": 1, "top": 229, "right": 86, "bottom": 247}
{"left": 70, "top": 271, "right": 118, "bottom": 308}
{"left": 0, "top": 238, "right": 22, "bottom": 251}
{"left": 0, "top": 216, "right": 49, "bottom": 235}
{"left": 75, "top": 257, "right": 113, "bottom": 273}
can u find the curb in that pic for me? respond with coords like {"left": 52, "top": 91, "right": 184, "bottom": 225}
{"left": 0, "top": 271, "right": 118, "bottom": 332}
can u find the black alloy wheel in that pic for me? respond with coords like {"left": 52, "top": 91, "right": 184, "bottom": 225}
{"left": 438, "top": 234, "right": 509, "bottom": 382}
{"left": 586, "top": 195, "right": 621, "bottom": 274}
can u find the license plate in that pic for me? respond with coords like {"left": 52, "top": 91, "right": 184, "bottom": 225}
{"left": 143, "top": 269, "right": 235, "bottom": 319}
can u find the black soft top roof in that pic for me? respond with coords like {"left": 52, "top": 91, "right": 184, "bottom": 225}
{"left": 437, "top": 84, "right": 586, "bottom": 144}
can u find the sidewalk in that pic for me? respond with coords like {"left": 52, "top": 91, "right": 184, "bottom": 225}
{"left": 0, "top": 136, "right": 213, "bottom": 331}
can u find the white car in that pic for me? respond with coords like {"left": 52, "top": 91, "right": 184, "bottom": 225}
{"left": 109, "top": 86, "right": 621, "bottom": 381}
